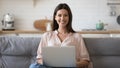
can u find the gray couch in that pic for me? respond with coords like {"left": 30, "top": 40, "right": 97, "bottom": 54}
{"left": 0, "top": 36, "right": 120, "bottom": 68}
{"left": 0, "top": 36, "right": 41, "bottom": 68}
{"left": 84, "top": 38, "right": 120, "bottom": 68}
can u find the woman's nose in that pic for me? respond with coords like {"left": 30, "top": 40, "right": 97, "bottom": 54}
{"left": 61, "top": 16, "right": 65, "bottom": 20}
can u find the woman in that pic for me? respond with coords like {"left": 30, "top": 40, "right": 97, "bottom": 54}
{"left": 30, "top": 3, "right": 90, "bottom": 68}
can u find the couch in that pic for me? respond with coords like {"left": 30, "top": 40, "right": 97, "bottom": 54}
{"left": 84, "top": 37, "right": 120, "bottom": 68}
{"left": 0, "top": 36, "right": 41, "bottom": 68}
{"left": 0, "top": 36, "right": 120, "bottom": 68}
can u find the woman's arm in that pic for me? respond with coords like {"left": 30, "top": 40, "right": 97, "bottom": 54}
{"left": 36, "top": 32, "right": 49, "bottom": 64}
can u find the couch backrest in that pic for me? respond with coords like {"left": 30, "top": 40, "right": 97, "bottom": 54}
{"left": 0, "top": 36, "right": 41, "bottom": 68}
{"left": 84, "top": 38, "right": 120, "bottom": 68}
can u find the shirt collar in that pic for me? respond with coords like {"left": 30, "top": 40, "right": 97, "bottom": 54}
{"left": 54, "top": 30, "right": 58, "bottom": 34}
{"left": 54, "top": 30, "right": 73, "bottom": 36}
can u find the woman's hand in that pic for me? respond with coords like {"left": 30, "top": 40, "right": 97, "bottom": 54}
{"left": 76, "top": 60, "right": 89, "bottom": 68}
{"left": 36, "top": 58, "right": 43, "bottom": 64}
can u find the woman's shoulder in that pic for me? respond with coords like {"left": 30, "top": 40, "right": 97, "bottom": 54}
{"left": 71, "top": 32, "right": 83, "bottom": 40}
{"left": 42, "top": 31, "right": 56, "bottom": 37}
{"left": 72, "top": 32, "right": 82, "bottom": 37}
{"left": 72, "top": 32, "right": 82, "bottom": 41}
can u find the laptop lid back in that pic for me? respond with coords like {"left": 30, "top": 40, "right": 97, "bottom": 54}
{"left": 42, "top": 46, "right": 76, "bottom": 67}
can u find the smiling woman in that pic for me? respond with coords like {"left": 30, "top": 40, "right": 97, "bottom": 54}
{"left": 30, "top": 3, "right": 91, "bottom": 68}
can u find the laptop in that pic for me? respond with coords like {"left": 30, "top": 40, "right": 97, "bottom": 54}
{"left": 42, "top": 46, "right": 76, "bottom": 67}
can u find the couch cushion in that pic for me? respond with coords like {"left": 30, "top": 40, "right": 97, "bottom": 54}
{"left": 84, "top": 38, "right": 120, "bottom": 68}
{"left": 84, "top": 38, "right": 120, "bottom": 56}
{"left": 0, "top": 36, "right": 41, "bottom": 68}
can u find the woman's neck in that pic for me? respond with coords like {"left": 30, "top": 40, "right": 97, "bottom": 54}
{"left": 58, "top": 28, "right": 68, "bottom": 34}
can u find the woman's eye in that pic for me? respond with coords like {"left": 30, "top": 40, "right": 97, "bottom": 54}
{"left": 58, "top": 14, "right": 61, "bottom": 17}
{"left": 57, "top": 14, "right": 68, "bottom": 17}
{"left": 64, "top": 14, "right": 68, "bottom": 17}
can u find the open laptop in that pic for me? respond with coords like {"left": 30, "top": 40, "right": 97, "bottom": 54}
{"left": 42, "top": 46, "right": 76, "bottom": 67}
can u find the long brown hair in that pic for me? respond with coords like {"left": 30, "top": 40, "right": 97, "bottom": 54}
{"left": 52, "top": 3, "right": 75, "bottom": 33}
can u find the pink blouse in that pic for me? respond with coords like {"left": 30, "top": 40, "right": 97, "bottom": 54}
{"left": 37, "top": 30, "right": 90, "bottom": 61}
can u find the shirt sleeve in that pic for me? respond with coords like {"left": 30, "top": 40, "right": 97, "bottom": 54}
{"left": 36, "top": 32, "right": 48, "bottom": 59}
{"left": 77, "top": 34, "right": 90, "bottom": 61}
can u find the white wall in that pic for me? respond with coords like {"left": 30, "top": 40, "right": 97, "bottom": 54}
{"left": 0, "top": 0, "right": 120, "bottom": 31}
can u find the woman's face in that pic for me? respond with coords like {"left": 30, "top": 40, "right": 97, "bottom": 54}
{"left": 55, "top": 9, "right": 69, "bottom": 28}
